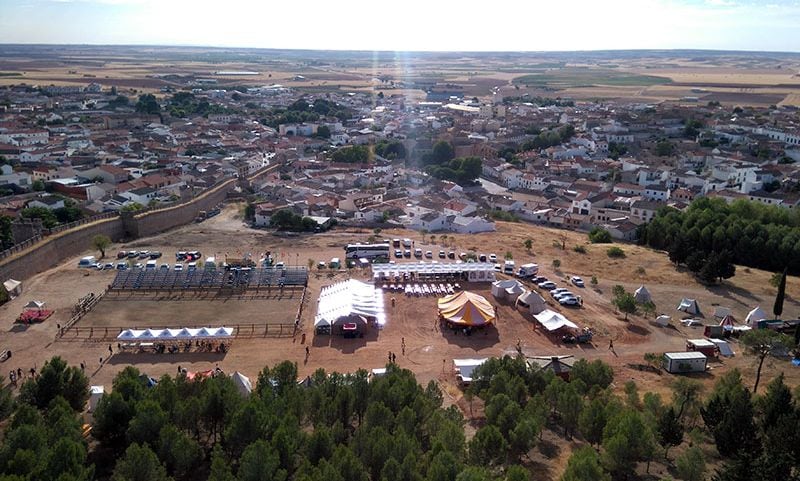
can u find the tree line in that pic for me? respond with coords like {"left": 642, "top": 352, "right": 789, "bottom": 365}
{"left": 640, "top": 197, "right": 800, "bottom": 277}
{"left": 1, "top": 355, "right": 800, "bottom": 480}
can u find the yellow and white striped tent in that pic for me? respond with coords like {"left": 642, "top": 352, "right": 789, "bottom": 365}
{"left": 437, "top": 291, "right": 496, "bottom": 326}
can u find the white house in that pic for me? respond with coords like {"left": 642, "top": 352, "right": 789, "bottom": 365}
{"left": 447, "top": 215, "right": 496, "bottom": 234}
{"left": 27, "top": 196, "right": 65, "bottom": 210}
{"left": 119, "top": 187, "right": 157, "bottom": 205}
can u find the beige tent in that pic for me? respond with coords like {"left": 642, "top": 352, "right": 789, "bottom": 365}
{"left": 231, "top": 371, "right": 252, "bottom": 396}
{"left": 634, "top": 285, "right": 651, "bottom": 303}
{"left": 517, "top": 290, "right": 546, "bottom": 315}
{"left": 438, "top": 291, "right": 496, "bottom": 327}
{"left": 491, "top": 279, "right": 525, "bottom": 302}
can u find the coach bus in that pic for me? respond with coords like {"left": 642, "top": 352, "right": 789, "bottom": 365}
{"left": 344, "top": 243, "right": 390, "bottom": 260}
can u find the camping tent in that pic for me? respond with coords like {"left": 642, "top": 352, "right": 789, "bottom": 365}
{"left": 677, "top": 298, "right": 701, "bottom": 315}
{"left": 517, "top": 290, "right": 546, "bottom": 315}
{"left": 23, "top": 300, "right": 46, "bottom": 310}
{"left": 438, "top": 291, "right": 496, "bottom": 327}
{"left": 231, "top": 371, "right": 252, "bottom": 396}
{"left": 3, "top": 279, "right": 21, "bottom": 299}
{"left": 719, "top": 315, "right": 737, "bottom": 330}
{"left": 533, "top": 309, "right": 578, "bottom": 332}
{"left": 88, "top": 386, "right": 104, "bottom": 412}
{"left": 714, "top": 306, "right": 732, "bottom": 319}
{"left": 634, "top": 286, "right": 652, "bottom": 303}
{"left": 655, "top": 315, "right": 671, "bottom": 327}
{"left": 745, "top": 306, "right": 768, "bottom": 325}
{"left": 491, "top": 280, "right": 525, "bottom": 301}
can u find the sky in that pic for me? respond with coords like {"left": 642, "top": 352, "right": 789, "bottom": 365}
{"left": 1, "top": 0, "right": 800, "bottom": 52}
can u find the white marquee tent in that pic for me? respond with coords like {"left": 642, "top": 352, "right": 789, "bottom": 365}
{"left": 3, "top": 279, "right": 21, "bottom": 299}
{"left": 533, "top": 309, "right": 578, "bottom": 332}
{"left": 315, "top": 279, "right": 386, "bottom": 330}
{"left": 745, "top": 306, "right": 768, "bottom": 325}
{"left": 517, "top": 290, "right": 546, "bottom": 315}
{"left": 491, "top": 279, "right": 525, "bottom": 301}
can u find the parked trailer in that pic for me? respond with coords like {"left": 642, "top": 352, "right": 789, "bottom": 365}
{"left": 663, "top": 352, "right": 707, "bottom": 374}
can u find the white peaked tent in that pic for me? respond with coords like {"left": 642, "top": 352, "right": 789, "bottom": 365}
{"left": 655, "top": 315, "right": 671, "bottom": 327}
{"left": 117, "top": 329, "right": 138, "bottom": 340}
{"left": 3, "top": 279, "right": 21, "bottom": 299}
{"left": 533, "top": 309, "right": 578, "bottom": 331}
{"left": 634, "top": 286, "right": 652, "bottom": 303}
{"left": 746, "top": 306, "right": 768, "bottom": 325}
{"left": 714, "top": 306, "right": 732, "bottom": 319}
{"left": 677, "top": 298, "right": 701, "bottom": 315}
{"left": 491, "top": 279, "right": 525, "bottom": 301}
{"left": 24, "top": 300, "right": 46, "bottom": 310}
{"left": 88, "top": 386, "right": 104, "bottom": 412}
{"left": 231, "top": 371, "right": 252, "bottom": 396}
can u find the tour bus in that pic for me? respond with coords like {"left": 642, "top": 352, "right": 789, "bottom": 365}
{"left": 344, "top": 243, "right": 390, "bottom": 260}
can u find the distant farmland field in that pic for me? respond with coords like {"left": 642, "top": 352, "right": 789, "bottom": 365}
{"left": 513, "top": 68, "right": 672, "bottom": 87}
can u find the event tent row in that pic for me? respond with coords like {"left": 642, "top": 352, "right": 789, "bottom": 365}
{"left": 117, "top": 327, "right": 234, "bottom": 340}
{"left": 315, "top": 279, "right": 386, "bottom": 330}
{"left": 372, "top": 262, "right": 496, "bottom": 282}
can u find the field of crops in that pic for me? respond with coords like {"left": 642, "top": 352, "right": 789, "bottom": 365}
{"left": 513, "top": 68, "right": 672, "bottom": 87}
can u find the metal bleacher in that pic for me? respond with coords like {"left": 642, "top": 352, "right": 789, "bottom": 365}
{"left": 110, "top": 267, "right": 308, "bottom": 291}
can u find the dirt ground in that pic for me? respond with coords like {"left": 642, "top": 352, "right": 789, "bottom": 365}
{"left": 2, "top": 203, "right": 800, "bottom": 422}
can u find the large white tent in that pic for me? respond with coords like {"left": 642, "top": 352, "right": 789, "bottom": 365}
{"left": 745, "top": 306, "right": 768, "bottom": 325}
{"left": 315, "top": 279, "right": 385, "bottom": 333}
{"left": 677, "top": 298, "right": 701, "bottom": 315}
{"left": 533, "top": 309, "right": 578, "bottom": 332}
{"left": 634, "top": 286, "right": 651, "bottom": 303}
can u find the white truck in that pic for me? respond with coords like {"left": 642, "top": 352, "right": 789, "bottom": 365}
{"left": 517, "top": 263, "right": 539, "bottom": 278}
{"left": 503, "top": 260, "right": 516, "bottom": 275}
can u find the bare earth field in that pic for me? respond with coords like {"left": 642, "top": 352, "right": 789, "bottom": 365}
{"left": 1, "top": 203, "right": 799, "bottom": 417}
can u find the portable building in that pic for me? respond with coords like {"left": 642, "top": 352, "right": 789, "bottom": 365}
{"left": 687, "top": 338, "right": 717, "bottom": 357}
{"left": 663, "top": 352, "right": 707, "bottom": 374}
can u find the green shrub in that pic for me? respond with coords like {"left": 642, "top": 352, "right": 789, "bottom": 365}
{"left": 588, "top": 227, "right": 612, "bottom": 244}
{"left": 573, "top": 245, "right": 587, "bottom": 254}
{"left": 607, "top": 246, "right": 625, "bottom": 258}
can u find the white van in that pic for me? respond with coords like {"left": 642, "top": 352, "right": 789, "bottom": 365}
{"left": 78, "top": 256, "right": 97, "bottom": 268}
{"left": 145, "top": 260, "right": 157, "bottom": 270}
{"left": 503, "top": 260, "right": 516, "bottom": 275}
{"left": 402, "top": 238, "right": 412, "bottom": 248}
{"left": 204, "top": 256, "right": 216, "bottom": 270}
{"left": 187, "top": 262, "right": 197, "bottom": 272}
{"left": 517, "top": 263, "right": 539, "bottom": 278}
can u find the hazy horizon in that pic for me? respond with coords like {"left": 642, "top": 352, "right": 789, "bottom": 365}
{"left": 1, "top": 0, "right": 800, "bottom": 53}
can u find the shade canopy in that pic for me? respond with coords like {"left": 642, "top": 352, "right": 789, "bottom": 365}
{"left": 533, "top": 309, "right": 578, "bottom": 331}
{"left": 438, "top": 291, "right": 495, "bottom": 326}
{"left": 116, "top": 326, "right": 234, "bottom": 340}
{"left": 315, "top": 279, "right": 385, "bottom": 328}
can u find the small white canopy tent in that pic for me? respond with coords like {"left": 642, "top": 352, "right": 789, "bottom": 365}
{"left": 746, "top": 306, "right": 768, "bottom": 325}
{"left": 517, "top": 290, "right": 546, "bottom": 315}
{"left": 533, "top": 309, "right": 578, "bottom": 331}
{"left": 677, "top": 298, "right": 701, "bottom": 315}
{"left": 634, "top": 286, "right": 651, "bottom": 303}
{"left": 3, "top": 279, "right": 21, "bottom": 299}
{"left": 655, "top": 315, "right": 671, "bottom": 327}
{"left": 231, "top": 371, "right": 252, "bottom": 396}
{"left": 453, "top": 358, "right": 488, "bottom": 384}
{"left": 88, "top": 386, "right": 104, "bottom": 412}
{"left": 23, "top": 300, "right": 46, "bottom": 310}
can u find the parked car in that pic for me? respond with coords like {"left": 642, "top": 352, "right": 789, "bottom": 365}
{"left": 459, "top": 252, "right": 467, "bottom": 260}
{"left": 176, "top": 251, "right": 187, "bottom": 261}
{"left": 103, "top": 263, "right": 114, "bottom": 270}
{"left": 160, "top": 264, "right": 170, "bottom": 271}
{"left": 116, "top": 251, "right": 128, "bottom": 259}
{"left": 134, "top": 263, "right": 144, "bottom": 269}
{"left": 448, "top": 251, "right": 456, "bottom": 259}
{"left": 116, "top": 262, "right": 128, "bottom": 270}
{"left": 479, "top": 254, "right": 487, "bottom": 263}
{"left": 78, "top": 256, "right": 97, "bottom": 268}
{"left": 571, "top": 276, "right": 585, "bottom": 287}
{"left": 404, "top": 250, "right": 411, "bottom": 258}
{"left": 174, "top": 264, "right": 184, "bottom": 271}
{"left": 532, "top": 276, "right": 548, "bottom": 284}
{"left": 127, "top": 251, "right": 139, "bottom": 258}
{"left": 414, "top": 248, "right": 423, "bottom": 258}
{"left": 553, "top": 291, "right": 575, "bottom": 301}
{"left": 137, "top": 251, "right": 150, "bottom": 259}
{"left": 149, "top": 251, "right": 163, "bottom": 259}
{"left": 489, "top": 253, "right": 497, "bottom": 262}
{"left": 550, "top": 288, "right": 570, "bottom": 297}
{"left": 425, "top": 251, "right": 433, "bottom": 259}
{"left": 439, "top": 250, "right": 446, "bottom": 258}
{"left": 559, "top": 296, "right": 580, "bottom": 306}
{"left": 395, "top": 249, "right": 403, "bottom": 258}
{"left": 537, "top": 281, "right": 557, "bottom": 290}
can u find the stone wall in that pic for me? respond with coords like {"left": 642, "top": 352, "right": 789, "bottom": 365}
{"left": 0, "top": 163, "right": 280, "bottom": 282}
